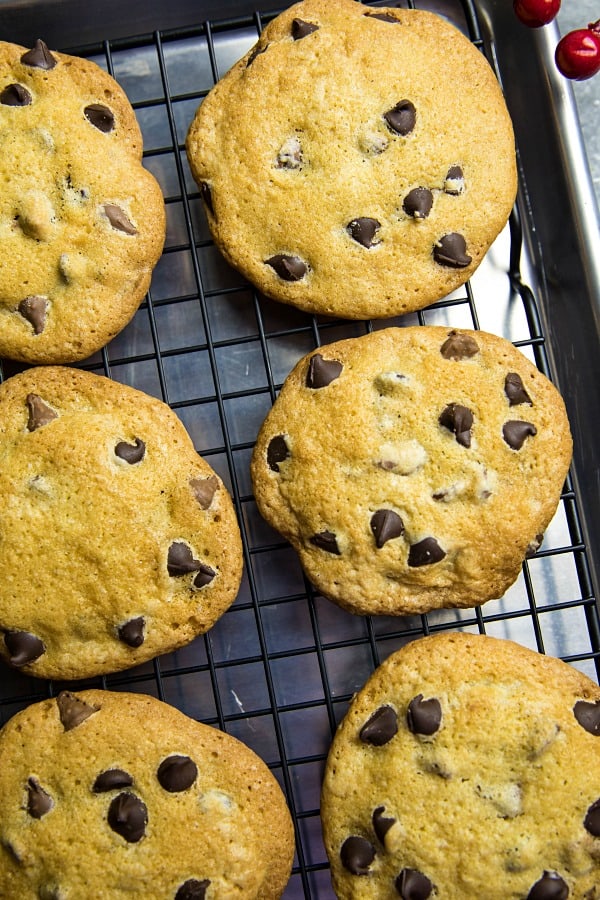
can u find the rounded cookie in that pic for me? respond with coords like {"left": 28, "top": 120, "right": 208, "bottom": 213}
{"left": 0, "top": 689, "right": 295, "bottom": 898}
{"left": 250, "top": 326, "right": 572, "bottom": 615}
{"left": 0, "top": 39, "right": 165, "bottom": 363}
{"left": 321, "top": 632, "right": 600, "bottom": 899}
{"left": 186, "top": 0, "right": 517, "bottom": 320}
{"left": 0, "top": 366, "right": 243, "bottom": 679}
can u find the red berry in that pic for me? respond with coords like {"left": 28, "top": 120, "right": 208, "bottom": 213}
{"left": 555, "top": 21, "right": 600, "bottom": 80}
{"left": 513, "top": 0, "right": 561, "bottom": 28}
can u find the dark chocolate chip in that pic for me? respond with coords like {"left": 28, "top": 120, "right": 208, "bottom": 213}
{"left": 395, "top": 868, "right": 434, "bottom": 899}
{"left": 444, "top": 165, "right": 465, "bottom": 195}
{"left": 408, "top": 537, "right": 446, "bottom": 567}
{"left": 584, "top": 798, "right": 600, "bottom": 837}
{"left": 403, "top": 188, "right": 433, "bottom": 220}
{"left": 118, "top": 617, "right": 145, "bottom": 648}
{"left": 19, "top": 296, "right": 48, "bottom": 334}
{"left": 384, "top": 100, "right": 416, "bottom": 136}
{"left": 309, "top": 531, "right": 340, "bottom": 555}
{"left": 103, "top": 204, "right": 137, "bottom": 235}
{"left": 193, "top": 564, "right": 216, "bottom": 589}
{"left": 306, "top": 353, "right": 343, "bottom": 388}
{"left": 107, "top": 792, "right": 148, "bottom": 843}
{"left": 27, "top": 777, "right": 53, "bottom": 819}
{"left": 1, "top": 83, "right": 32, "bottom": 106}
{"left": 93, "top": 769, "right": 134, "bottom": 793}
{"left": 502, "top": 420, "right": 537, "bottom": 450}
{"left": 347, "top": 217, "right": 380, "bottom": 248}
{"left": 246, "top": 43, "right": 269, "bottom": 67}
{"left": 4, "top": 630, "right": 45, "bottom": 667}
{"left": 573, "top": 699, "right": 600, "bottom": 736}
{"left": 265, "top": 253, "right": 307, "bottom": 281}
{"left": 115, "top": 437, "right": 145, "bottom": 464}
{"left": 26, "top": 393, "right": 57, "bottom": 431}
{"left": 267, "top": 435, "right": 290, "bottom": 472}
{"left": 439, "top": 403, "right": 474, "bottom": 448}
{"left": 440, "top": 330, "right": 479, "bottom": 360}
{"left": 407, "top": 694, "right": 442, "bottom": 736}
{"left": 57, "top": 691, "right": 99, "bottom": 732}
{"left": 504, "top": 372, "right": 532, "bottom": 406}
{"left": 157, "top": 755, "right": 198, "bottom": 792}
{"left": 433, "top": 232, "right": 472, "bottom": 268}
{"left": 167, "top": 542, "right": 202, "bottom": 576}
{"left": 20, "top": 40, "right": 57, "bottom": 69}
{"left": 84, "top": 103, "right": 115, "bottom": 133}
{"left": 199, "top": 181, "right": 214, "bottom": 215}
{"left": 190, "top": 475, "right": 219, "bottom": 510}
{"left": 525, "top": 532, "right": 544, "bottom": 558}
{"left": 370, "top": 509, "right": 404, "bottom": 548}
{"left": 340, "top": 835, "right": 375, "bottom": 875}
{"left": 175, "top": 880, "right": 211, "bottom": 900}
{"left": 527, "top": 871, "right": 569, "bottom": 900}
{"left": 364, "top": 11, "right": 400, "bottom": 22}
{"left": 359, "top": 705, "right": 398, "bottom": 746}
{"left": 372, "top": 806, "right": 396, "bottom": 843}
{"left": 291, "top": 18, "right": 319, "bottom": 39}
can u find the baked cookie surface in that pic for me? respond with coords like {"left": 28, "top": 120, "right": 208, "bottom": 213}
{"left": 0, "top": 689, "right": 295, "bottom": 899}
{"left": 186, "top": 0, "right": 517, "bottom": 320}
{"left": 0, "top": 366, "right": 243, "bottom": 679}
{"left": 250, "top": 326, "right": 572, "bottom": 615}
{"left": 0, "top": 39, "right": 165, "bottom": 363}
{"left": 321, "top": 632, "right": 600, "bottom": 899}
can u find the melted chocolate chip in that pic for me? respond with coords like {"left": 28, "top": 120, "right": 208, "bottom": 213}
{"left": 26, "top": 393, "right": 57, "bottom": 431}
{"left": 584, "top": 798, "right": 600, "bottom": 837}
{"left": 347, "top": 217, "right": 380, "bottom": 248}
{"left": 573, "top": 699, "right": 600, "bottom": 736}
{"left": 115, "top": 437, "right": 145, "bottom": 464}
{"left": 505, "top": 372, "right": 532, "bottom": 406}
{"left": 372, "top": 806, "right": 396, "bottom": 843}
{"left": 4, "top": 630, "right": 45, "bottom": 667}
{"left": 370, "top": 509, "right": 404, "bottom": 548}
{"left": 395, "top": 868, "right": 434, "bottom": 899}
{"left": 267, "top": 435, "right": 290, "bottom": 472}
{"left": 403, "top": 188, "right": 433, "bottom": 220}
{"left": 525, "top": 532, "right": 544, "bottom": 558}
{"left": 107, "top": 792, "right": 148, "bottom": 843}
{"left": 21, "top": 40, "right": 57, "bottom": 69}
{"left": 246, "top": 43, "right": 269, "bottom": 67}
{"left": 199, "top": 182, "right": 214, "bottom": 215}
{"left": 306, "top": 353, "right": 343, "bottom": 388}
{"left": 190, "top": 475, "right": 219, "bottom": 509}
{"left": 502, "top": 420, "right": 537, "bottom": 450}
{"left": 309, "top": 531, "right": 340, "bottom": 555}
{"left": 439, "top": 403, "right": 474, "bottom": 448}
{"left": 57, "top": 691, "right": 99, "bottom": 731}
{"left": 408, "top": 537, "right": 446, "bottom": 567}
{"left": 167, "top": 542, "right": 202, "bottom": 576}
{"left": 104, "top": 204, "right": 137, "bottom": 235}
{"left": 1, "top": 83, "right": 32, "bottom": 106}
{"left": 433, "top": 233, "right": 472, "bottom": 268}
{"left": 340, "top": 836, "right": 375, "bottom": 875}
{"left": 444, "top": 165, "right": 465, "bottom": 195}
{"left": 407, "top": 694, "right": 442, "bottom": 736}
{"left": 19, "top": 296, "right": 48, "bottom": 334}
{"left": 265, "top": 254, "right": 307, "bottom": 281}
{"left": 27, "top": 778, "right": 53, "bottom": 819}
{"left": 359, "top": 705, "right": 398, "bottom": 746}
{"left": 527, "top": 871, "right": 569, "bottom": 900}
{"left": 157, "top": 755, "right": 198, "bottom": 792}
{"left": 93, "top": 769, "right": 134, "bottom": 793}
{"left": 175, "top": 880, "right": 211, "bottom": 900}
{"left": 118, "top": 617, "right": 145, "bottom": 648}
{"left": 384, "top": 100, "right": 416, "bottom": 136}
{"left": 440, "top": 330, "right": 479, "bottom": 360}
{"left": 193, "top": 564, "right": 216, "bottom": 589}
{"left": 364, "top": 11, "right": 399, "bottom": 22}
{"left": 84, "top": 103, "right": 115, "bottom": 133}
{"left": 291, "top": 18, "right": 319, "bottom": 39}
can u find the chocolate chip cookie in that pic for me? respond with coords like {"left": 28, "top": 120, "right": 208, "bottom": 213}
{"left": 321, "top": 632, "right": 600, "bottom": 899}
{"left": 0, "top": 689, "right": 295, "bottom": 898}
{"left": 0, "top": 366, "right": 243, "bottom": 679}
{"left": 0, "top": 39, "right": 165, "bottom": 363}
{"left": 250, "top": 326, "right": 572, "bottom": 615}
{"left": 186, "top": 0, "right": 517, "bottom": 320}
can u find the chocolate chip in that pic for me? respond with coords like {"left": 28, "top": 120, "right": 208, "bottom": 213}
{"left": 439, "top": 403, "right": 474, "bottom": 448}
{"left": 384, "top": 100, "right": 416, "bottom": 136}
{"left": 395, "top": 868, "right": 434, "bottom": 899}
{"left": 27, "top": 778, "right": 53, "bottom": 819}
{"left": 340, "top": 836, "right": 375, "bottom": 875}
{"left": 502, "top": 420, "right": 537, "bottom": 450}
{"left": 347, "top": 217, "right": 380, "bottom": 248}
{"left": 115, "top": 437, "right": 145, "bottom": 464}
{"left": 1, "top": 83, "right": 32, "bottom": 106}
{"left": 246, "top": 43, "right": 269, "bottom": 67}
{"left": 4, "top": 630, "right": 45, "bottom": 667}
{"left": 359, "top": 705, "right": 398, "bottom": 746}
{"left": 84, "top": 103, "right": 115, "bottom": 133}
{"left": 291, "top": 18, "right": 319, "bottom": 39}
{"left": 193, "top": 564, "right": 216, "bottom": 589}
{"left": 267, "top": 435, "right": 290, "bottom": 472}
{"left": 372, "top": 806, "right": 396, "bottom": 843}
{"left": 107, "top": 792, "right": 148, "bottom": 843}
{"left": 433, "top": 233, "right": 472, "bottom": 267}
{"left": 19, "top": 296, "right": 48, "bottom": 334}
{"left": 370, "top": 509, "right": 404, "bottom": 548}
{"left": 190, "top": 475, "right": 219, "bottom": 509}
{"left": 403, "top": 188, "right": 433, "bottom": 220}
{"left": 440, "top": 330, "right": 479, "bottom": 360}
{"left": 408, "top": 537, "right": 446, "bottom": 567}
{"left": 57, "top": 691, "right": 99, "bottom": 731}
{"left": 573, "top": 699, "right": 600, "bottom": 736}
{"left": 103, "top": 204, "right": 137, "bottom": 235}
{"left": 157, "top": 755, "right": 198, "bottom": 792}
{"left": 527, "top": 871, "right": 569, "bottom": 900}
{"left": 26, "top": 393, "right": 57, "bottom": 431}
{"left": 306, "top": 353, "right": 343, "bottom": 388}
{"left": 364, "top": 11, "right": 399, "bottom": 22}
{"left": 167, "top": 542, "right": 202, "bottom": 576}
{"left": 309, "top": 531, "right": 340, "bottom": 555}
{"left": 93, "top": 769, "right": 134, "bottom": 793}
{"left": 525, "top": 532, "right": 544, "bottom": 558}
{"left": 118, "top": 617, "right": 145, "bottom": 648}
{"left": 265, "top": 253, "right": 307, "bottom": 281}
{"left": 584, "top": 798, "right": 600, "bottom": 837}
{"left": 199, "top": 182, "right": 214, "bottom": 215}
{"left": 21, "top": 40, "right": 57, "bottom": 69}
{"left": 444, "top": 165, "right": 465, "bottom": 195}
{"left": 175, "top": 880, "right": 211, "bottom": 900}
{"left": 504, "top": 372, "right": 532, "bottom": 406}
{"left": 407, "top": 694, "right": 442, "bottom": 736}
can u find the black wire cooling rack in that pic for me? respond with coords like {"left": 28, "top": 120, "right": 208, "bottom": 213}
{"left": 0, "top": 1, "right": 599, "bottom": 896}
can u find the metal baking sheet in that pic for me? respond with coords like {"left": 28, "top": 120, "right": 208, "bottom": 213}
{"left": 0, "top": 1, "right": 599, "bottom": 896}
